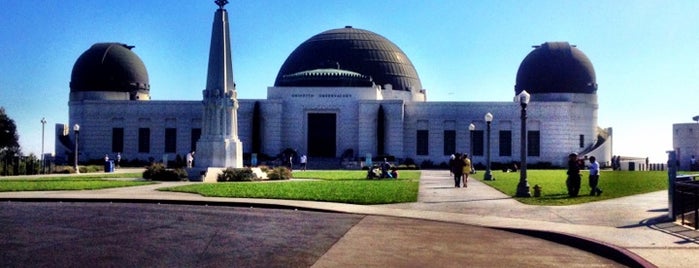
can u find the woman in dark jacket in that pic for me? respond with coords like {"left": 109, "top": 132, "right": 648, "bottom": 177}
{"left": 566, "top": 153, "right": 582, "bottom": 197}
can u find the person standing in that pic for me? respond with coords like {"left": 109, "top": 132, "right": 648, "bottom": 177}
{"left": 588, "top": 156, "right": 602, "bottom": 196}
{"left": 186, "top": 151, "right": 194, "bottom": 168}
{"left": 462, "top": 154, "right": 472, "bottom": 188}
{"left": 300, "top": 154, "right": 307, "bottom": 171}
{"left": 566, "top": 153, "right": 582, "bottom": 197}
{"left": 116, "top": 152, "right": 121, "bottom": 168}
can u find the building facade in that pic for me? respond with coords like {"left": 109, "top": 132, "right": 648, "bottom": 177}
{"left": 55, "top": 5, "right": 612, "bottom": 169}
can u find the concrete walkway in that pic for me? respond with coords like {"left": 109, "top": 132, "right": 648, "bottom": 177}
{"left": 2, "top": 169, "right": 698, "bottom": 267}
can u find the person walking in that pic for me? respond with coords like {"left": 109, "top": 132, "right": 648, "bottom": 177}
{"left": 462, "top": 154, "right": 472, "bottom": 188}
{"left": 588, "top": 156, "right": 602, "bottom": 196}
{"left": 452, "top": 153, "right": 464, "bottom": 187}
{"left": 566, "top": 153, "right": 582, "bottom": 197}
{"left": 448, "top": 154, "right": 456, "bottom": 177}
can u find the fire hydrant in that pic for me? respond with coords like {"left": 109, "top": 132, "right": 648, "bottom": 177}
{"left": 533, "top": 184, "right": 541, "bottom": 197}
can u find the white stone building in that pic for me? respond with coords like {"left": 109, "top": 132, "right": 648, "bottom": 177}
{"left": 673, "top": 121, "right": 699, "bottom": 170}
{"left": 55, "top": 5, "right": 612, "bottom": 169}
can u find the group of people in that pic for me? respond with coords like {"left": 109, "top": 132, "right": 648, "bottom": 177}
{"left": 366, "top": 159, "right": 398, "bottom": 179}
{"left": 566, "top": 153, "right": 602, "bottom": 197}
{"left": 449, "top": 153, "right": 472, "bottom": 188}
{"left": 283, "top": 153, "right": 307, "bottom": 171}
{"left": 103, "top": 153, "right": 121, "bottom": 168}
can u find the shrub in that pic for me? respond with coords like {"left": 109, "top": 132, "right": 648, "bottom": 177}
{"left": 53, "top": 165, "right": 74, "bottom": 174}
{"left": 403, "top": 158, "right": 416, "bottom": 166}
{"left": 218, "top": 167, "right": 258, "bottom": 182}
{"left": 420, "top": 160, "right": 435, "bottom": 169}
{"left": 397, "top": 164, "right": 419, "bottom": 170}
{"left": 143, "top": 163, "right": 187, "bottom": 181}
{"left": 267, "top": 166, "right": 292, "bottom": 180}
{"left": 258, "top": 165, "right": 270, "bottom": 173}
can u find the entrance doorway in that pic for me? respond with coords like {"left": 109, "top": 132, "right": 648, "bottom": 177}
{"left": 307, "top": 113, "right": 336, "bottom": 157}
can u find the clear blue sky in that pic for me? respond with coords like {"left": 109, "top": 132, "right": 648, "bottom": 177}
{"left": 1, "top": 0, "right": 698, "bottom": 163}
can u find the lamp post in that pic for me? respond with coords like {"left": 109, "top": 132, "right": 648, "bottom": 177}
{"left": 40, "top": 118, "right": 46, "bottom": 174}
{"left": 484, "top": 112, "right": 494, "bottom": 180}
{"left": 516, "top": 90, "right": 531, "bottom": 197}
{"left": 469, "top": 123, "right": 475, "bottom": 170}
{"left": 73, "top": 124, "right": 80, "bottom": 174}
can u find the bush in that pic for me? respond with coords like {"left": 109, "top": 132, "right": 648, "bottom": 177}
{"left": 143, "top": 163, "right": 187, "bottom": 181}
{"left": 267, "top": 167, "right": 292, "bottom": 180}
{"left": 403, "top": 158, "right": 416, "bottom": 166}
{"left": 420, "top": 160, "right": 435, "bottom": 169}
{"left": 397, "top": 164, "right": 419, "bottom": 170}
{"left": 53, "top": 165, "right": 75, "bottom": 174}
{"left": 258, "top": 165, "right": 270, "bottom": 173}
{"left": 218, "top": 167, "right": 258, "bottom": 182}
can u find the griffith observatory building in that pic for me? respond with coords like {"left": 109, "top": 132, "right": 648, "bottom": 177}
{"left": 55, "top": 3, "right": 612, "bottom": 169}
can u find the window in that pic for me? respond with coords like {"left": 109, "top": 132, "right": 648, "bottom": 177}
{"left": 443, "top": 130, "right": 456, "bottom": 155}
{"left": 138, "top": 128, "right": 150, "bottom": 153}
{"left": 191, "top": 128, "right": 201, "bottom": 152}
{"left": 472, "top": 130, "right": 484, "bottom": 156}
{"left": 112, "top": 128, "right": 124, "bottom": 153}
{"left": 165, "top": 128, "right": 177, "bottom": 153}
{"left": 528, "top": 131, "right": 540, "bottom": 157}
{"left": 579, "top": 134, "right": 585, "bottom": 148}
{"left": 499, "top": 130, "right": 512, "bottom": 156}
{"left": 417, "top": 130, "right": 429, "bottom": 155}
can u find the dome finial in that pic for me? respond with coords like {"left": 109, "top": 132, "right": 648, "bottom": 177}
{"left": 215, "top": 0, "right": 228, "bottom": 9}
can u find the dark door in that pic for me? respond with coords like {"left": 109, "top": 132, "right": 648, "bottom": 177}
{"left": 307, "top": 113, "right": 336, "bottom": 157}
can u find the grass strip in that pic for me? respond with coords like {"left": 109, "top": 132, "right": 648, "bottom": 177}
{"left": 0, "top": 173, "right": 153, "bottom": 192}
{"left": 473, "top": 170, "right": 668, "bottom": 205}
{"left": 163, "top": 170, "right": 420, "bottom": 205}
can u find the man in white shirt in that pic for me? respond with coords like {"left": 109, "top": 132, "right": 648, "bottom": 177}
{"left": 300, "top": 154, "right": 307, "bottom": 171}
{"left": 588, "top": 156, "right": 602, "bottom": 196}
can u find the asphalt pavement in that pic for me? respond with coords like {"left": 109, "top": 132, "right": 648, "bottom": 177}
{"left": 1, "top": 169, "right": 698, "bottom": 267}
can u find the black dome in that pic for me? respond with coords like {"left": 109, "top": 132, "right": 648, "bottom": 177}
{"left": 275, "top": 26, "right": 422, "bottom": 91}
{"left": 515, "top": 42, "right": 597, "bottom": 95}
{"left": 70, "top": 43, "right": 150, "bottom": 93}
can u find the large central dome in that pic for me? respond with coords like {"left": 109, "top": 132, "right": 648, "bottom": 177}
{"left": 275, "top": 26, "right": 422, "bottom": 92}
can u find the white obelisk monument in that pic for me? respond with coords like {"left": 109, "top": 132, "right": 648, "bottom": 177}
{"left": 195, "top": 0, "right": 243, "bottom": 181}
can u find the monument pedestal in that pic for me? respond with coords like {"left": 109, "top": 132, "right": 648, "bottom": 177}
{"left": 196, "top": 137, "right": 243, "bottom": 169}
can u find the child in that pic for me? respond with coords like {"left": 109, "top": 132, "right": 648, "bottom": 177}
{"left": 390, "top": 167, "right": 398, "bottom": 179}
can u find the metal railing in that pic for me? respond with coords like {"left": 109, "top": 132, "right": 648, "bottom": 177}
{"left": 674, "top": 175, "right": 699, "bottom": 230}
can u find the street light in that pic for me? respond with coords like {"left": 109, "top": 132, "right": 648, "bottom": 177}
{"left": 516, "top": 90, "right": 531, "bottom": 197}
{"left": 469, "top": 123, "right": 476, "bottom": 173}
{"left": 73, "top": 124, "right": 80, "bottom": 174}
{"left": 484, "top": 112, "right": 494, "bottom": 181}
{"left": 40, "top": 118, "right": 46, "bottom": 174}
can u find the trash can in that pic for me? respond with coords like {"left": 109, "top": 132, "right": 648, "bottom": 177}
{"left": 104, "top": 160, "right": 114, "bottom": 173}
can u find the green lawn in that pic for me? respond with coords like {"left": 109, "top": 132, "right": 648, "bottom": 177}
{"left": 162, "top": 170, "right": 421, "bottom": 205}
{"left": 0, "top": 173, "right": 154, "bottom": 192}
{"left": 473, "top": 170, "right": 669, "bottom": 205}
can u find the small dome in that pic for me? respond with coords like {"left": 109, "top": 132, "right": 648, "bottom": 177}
{"left": 277, "top": 68, "right": 374, "bottom": 87}
{"left": 275, "top": 26, "right": 422, "bottom": 91}
{"left": 515, "top": 42, "right": 597, "bottom": 95}
{"left": 70, "top": 43, "right": 150, "bottom": 95}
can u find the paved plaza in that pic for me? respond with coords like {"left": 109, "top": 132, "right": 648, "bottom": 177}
{"left": 1, "top": 169, "right": 698, "bottom": 267}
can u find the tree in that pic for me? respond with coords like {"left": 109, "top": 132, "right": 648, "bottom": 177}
{"left": 1, "top": 107, "right": 21, "bottom": 175}
{"left": 0, "top": 106, "right": 20, "bottom": 151}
